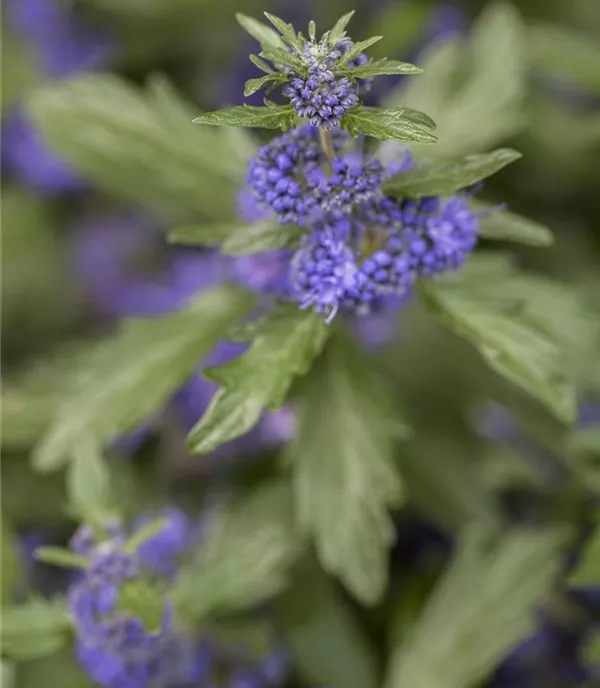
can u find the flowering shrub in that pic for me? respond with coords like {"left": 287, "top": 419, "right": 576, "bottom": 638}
{"left": 3, "top": 5, "right": 600, "bottom": 688}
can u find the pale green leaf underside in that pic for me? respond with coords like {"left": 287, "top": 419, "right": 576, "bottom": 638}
{"left": 474, "top": 202, "right": 554, "bottom": 246}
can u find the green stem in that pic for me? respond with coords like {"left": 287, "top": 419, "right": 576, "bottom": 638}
{"left": 319, "top": 128, "right": 334, "bottom": 176}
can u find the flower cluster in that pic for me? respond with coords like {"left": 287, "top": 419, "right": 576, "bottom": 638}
{"left": 66, "top": 511, "right": 289, "bottom": 688}
{"left": 243, "top": 126, "right": 482, "bottom": 323}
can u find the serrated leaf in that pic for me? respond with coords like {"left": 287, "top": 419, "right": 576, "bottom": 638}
{"left": 385, "top": 526, "right": 565, "bottom": 688}
{"left": 34, "top": 547, "right": 88, "bottom": 570}
{"left": 529, "top": 23, "right": 600, "bottom": 95}
{"left": 188, "top": 306, "right": 328, "bottom": 454}
{"left": 236, "top": 13, "right": 285, "bottom": 50}
{"left": 263, "top": 12, "right": 302, "bottom": 52}
{"left": 194, "top": 104, "right": 295, "bottom": 130}
{"left": 340, "top": 36, "right": 384, "bottom": 64}
{"left": 473, "top": 202, "right": 554, "bottom": 246}
{"left": 286, "top": 332, "right": 407, "bottom": 604}
{"left": 67, "top": 438, "right": 115, "bottom": 522}
{"left": 328, "top": 11, "right": 355, "bottom": 47}
{"left": 422, "top": 273, "right": 576, "bottom": 423}
{"left": 260, "top": 46, "right": 306, "bottom": 72}
{"left": 384, "top": 149, "right": 521, "bottom": 198}
{"left": 27, "top": 75, "right": 247, "bottom": 221}
{"left": 244, "top": 74, "right": 286, "bottom": 97}
{"left": 343, "top": 109, "right": 438, "bottom": 144}
{"left": 222, "top": 220, "right": 303, "bottom": 255}
{"left": 568, "top": 521, "right": 600, "bottom": 587}
{"left": 342, "top": 58, "right": 423, "bottom": 78}
{"left": 362, "top": 106, "right": 436, "bottom": 130}
{"left": 172, "top": 480, "right": 304, "bottom": 619}
{"left": 277, "top": 560, "right": 378, "bottom": 688}
{"left": 1, "top": 599, "right": 72, "bottom": 661}
{"left": 33, "top": 286, "right": 254, "bottom": 471}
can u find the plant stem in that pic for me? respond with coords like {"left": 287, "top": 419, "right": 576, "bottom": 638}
{"left": 319, "top": 128, "right": 334, "bottom": 176}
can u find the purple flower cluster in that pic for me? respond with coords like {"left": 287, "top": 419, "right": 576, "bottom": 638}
{"left": 68, "top": 546, "right": 174, "bottom": 688}
{"left": 243, "top": 126, "right": 482, "bottom": 323}
{"left": 67, "top": 511, "right": 289, "bottom": 688}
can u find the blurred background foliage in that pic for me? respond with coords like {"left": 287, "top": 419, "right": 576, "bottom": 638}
{"left": 2, "top": 0, "right": 600, "bottom": 686}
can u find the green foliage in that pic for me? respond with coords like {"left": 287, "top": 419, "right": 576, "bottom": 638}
{"left": 340, "top": 58, "right": 423, "bottom": 79}
{"left": 529, "top": 23, "right": 600, "bottom": 96}
{"left": 568, "top": 518, "right": 600, "bottom": 586}
{"left": 117, "top": 580, "right": 166, "bottom": 634}
{"left": 263, "top": 12, "right": 304, "bottom": 52}
{"left": 422, "top": 260, "right": 577, "bottom": 423}
{"left": 277, "top": 561, "right": 378, "bottom": 688}
{"left": 188, "top": 306, "right": 329, "bottom": 454}
{"left": 473, "top": 202, "right": 554, "bottom": 246}
{"left": 172, "top": 481, "right": 304, "bottom": 619}
{"left": 286, "top": 332, "right": 408, "bottom": 605}
{"left": 236, "top": 13, "right": 285, "bottom": 50}
{"left": 34, "top": 286, "right": 254, "bottom": 472}
{"left": 343, "top": 108, "right": 439, "bottom": 144}
{"left": 1, "top": 519, "right": 21, "bottom": 605}
{"left": 327, "top": 11, "right": 356, "bottom": 48}
{"left": 398, "top": 439, "right": 501, "bottom": 532}
{"left": 67, "top": 439, "right": 116, "bottom": 522}
{"left": 1, "top": 599, "right": 72, "bottom": 661}
{"left": 14, "top": 650, "right": 94, "bottom": 688}
{"left": 194, "top": 104, "right": 296, "bottom": 130}
{"left": 34, "top": 548, "right": 88, "bottom": 570}
{"left": 27, "top": 75, "right": 250, "bottom": 221}
{"left": 384, "top": 526, "right": 566, "bottom": 688}
{"left": 385, "top": 2, "right": 526, "bottom": 158}
{"left": 244, "top": 74, "right": 287, "bottom": 97}
{"left": 384, "top": 149, "right": 522, "bottom": 198}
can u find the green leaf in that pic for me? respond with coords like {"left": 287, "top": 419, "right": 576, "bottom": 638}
{"left": 286, "top": 332, "right": 407, "bottom": 604}
{"left": 384, "top": 3, "right": 526, "bottom": 158}
{"left": 259, "top": 46, "right": 306, "bottom": 72}
{"left": 34, "top": 286, "right": 254, "bottom": 472}
{"left": 194, "top": 104, "right": 295, "bottom": 130}
{"left": 15, "top": 649, "right": 94, "bottom": 688}
{"left": 222, "top": 220, "right": 303, "bottom": 255}
{"left": 389, "top": 107, "right": 436, "bottom": 130}
{"left": 172, "top": 480, "right": 304, "bottom": 619}
{"left": 1, "top": 662, "right": 14, "bottom": 688}
{"left": 422, "top": 271, "right": 576, "bottom": 423}
{"left": 1, "top": 599, "right": 72, "bottom": 661}
{"left": 27, "top": 75, "right": 248, "bottom": 221}
{"left": 244, "top": 74, "right": 286, "bottom": 97}
{"left": 277, "top": 560, "right": 378, "bottom": 688}
{"left": 529, "top": 23, "right": 600, "bottom": 95}
{"left": 328, "top": 11, "right": 355, "bottom": 47}
{"left": 188, "top": 306, "right": 328, "bottom": 454}
{"left": 474, "top": 202, "right": 554, "bottom": 246}
{"left": 249, "top": 54, "right": 275, "bottom": 74}
{"left": 568, "top": 520, "right": 600, "bottom": 587}
{"left": 67, "top": 438, "right": 115, "bottom": 521}
{"left": 236, "top": 13, "right": 285, "bottom": 50}
{"left": 168, "top": 221, "right": 249, "bottom": 246}
{"left": 340, "top": 36, "right": 384, "bottom": 64}
{"left": 399, "top": 439, "right": 501, "bottom": 532}
{"left": 124, "top": 518, "right": 169, "bottom": 554}
{"left": 117, "top": 580, "right": 166, "bottom": 634}
{"left": 342, "top": 58, "right": 423, "bottom": 78}
{"left": 343, "top": 108, "right": 438, "bottom": 144}
{"left": 34, "top": 547, "right": 88, "bottom": 570}
{"left": 263, "top": 12, "right": 303, "bottom": 52}
{"left": 1, "top": 519, "right": 21, "bottom": 604}
{"left": 384, "top": 149, "right": 522, "bottom": 198}
{"left": 384, "top": 526, "right": 566, "bottom": 688}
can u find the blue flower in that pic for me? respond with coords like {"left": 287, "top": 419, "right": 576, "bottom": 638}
{"left": 132, "top": 508, "right": 193, "bottom": 579}
{"left": 282, "top": 75, "right": 358, "bottom": 130}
